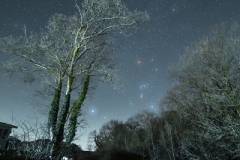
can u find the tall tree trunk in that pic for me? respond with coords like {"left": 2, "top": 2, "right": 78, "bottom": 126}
{"left": 66, "top": 71, "right": 90, "bottom": 144}
{"left": 51, "top": 46, "right": 78, "bottom": 159}
{"left": 48, "top": 79, "right": 62, "bottom": 138}
{"left": 51, "top": 93, "right": 71, "bottom": 159}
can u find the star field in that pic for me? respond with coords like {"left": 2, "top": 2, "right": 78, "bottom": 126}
{"left": 1, "top": 0, "right": 240, "bottom": 150}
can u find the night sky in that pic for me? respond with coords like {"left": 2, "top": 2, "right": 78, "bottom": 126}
{"left": 1, "top": 0, "right": 240, "bottom": 150}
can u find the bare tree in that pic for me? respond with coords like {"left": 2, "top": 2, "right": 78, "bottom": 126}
{"left": 160, "top": 23, "right": 240, "bottom": 159}
{"left": 125, "top": 110, "right": 160, "bottom": 156}
{"left": 8, "top": 115, "right": 52, "bottom": 160}
{"left": 91, "top": 110, "right": 163, "bottom": 158}
{"left": 92, "top": 120, "right": 128, "bottom": 151}
{"left": 169, "top": 23, "right": 240, "bottom": 110}
{"left": 0, "top": 0, "right": 149, "bottom": 159}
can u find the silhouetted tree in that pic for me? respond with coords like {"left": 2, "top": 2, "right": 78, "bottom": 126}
{"left": 91, "top": 110, "right": 163, "bottom": 159}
